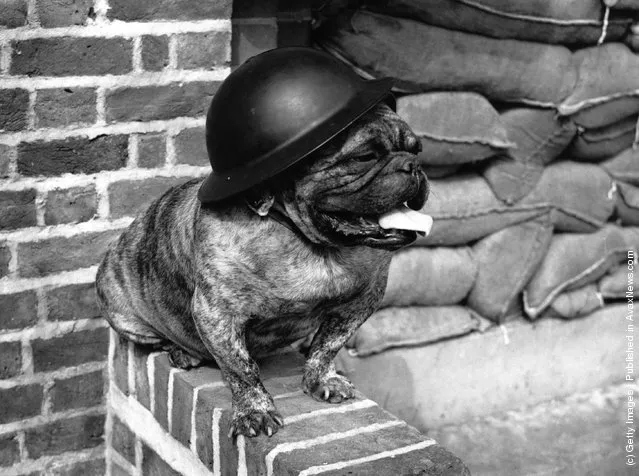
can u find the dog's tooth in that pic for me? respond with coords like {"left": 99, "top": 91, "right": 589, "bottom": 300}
{"left": 378, "top": 206, "right": 433, "bottom": 235}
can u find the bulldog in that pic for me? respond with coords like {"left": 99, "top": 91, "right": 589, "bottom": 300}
{"left": 96, "top": 103, "right": 431, "bottom": 438}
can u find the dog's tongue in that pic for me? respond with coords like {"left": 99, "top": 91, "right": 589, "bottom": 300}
{"left": 378, "top": 206, "right": 433, "bottom": 235}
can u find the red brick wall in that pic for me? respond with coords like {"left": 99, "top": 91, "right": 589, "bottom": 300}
{"left": 0, "top": 1, "right": 232, "bottom": 474}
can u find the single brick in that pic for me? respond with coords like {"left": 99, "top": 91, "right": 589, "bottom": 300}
{"left": 141, "top": 35, "right": 169, "bottom": 72}
{"left": 18, "top": 229, "right": 121, "bottom": 277}
{"left": 113, "top": 335, "right": 129, "bottom": 396}
{"left": 0, "top": 144, "right": 13, "bottom": 179}
{"left": 0, "top": 89, "right": 29, "bottom": 132}
{"left": 0, "top": 434, "right": 20, "bottom": 467}
{"left": 105, "top": 82, "right": 219, "bottom": 123}
{"left": 0, "top": 383, "right": 43, "bottom": 424}
{"left": 17, "top": 135, "right": 128, "bottom": 177}
{"left": 176, "top": 31, "right": 231, "bottom": 70}
{"left": 35, "top": 88, "right": 97, "bottom": 128}
{"left": 129, "top": 347, "right": 150, "bottom": 410}
{"left": 112, "top": 416, "right": 136, "bottom": 464}
{"left": 0, "top": 243, "right": 11, "bottom": 278}
{"left": 11, "top": 37, "right": 132, "bottom": 76}
{"left": 50, "top": 458, "right": 105, "bottom": 476}
{"left": 108, "top": 0, "right": 232, "bottom": 21}
{"left": 141, "top": 443, "right": 180, "bottom": 476}
{"left": 47, "top": 282, "right": 101, "bottom": 321}
{"left": 50, "top": 369, "right": 104, "bottom": 412}
{"left": 0, "top": 290, "right": 38, "bottom": 331}
{"left": 170, "top": 370, "right": 194, "bottom": 445}
{"left": 0, "top": 342, "right": 22, "bottom": 379}
{"left": 273, "top": 424, "right": 426, "bottom": 475}
{"left": 45, "top": 185, "right": 97, "bottom": 225}
{"left": 152, "top": 353, "right": 172, "bottom": 430}
{"left": 0, "top": 189, "right": 37, "bottom": 230}
{"left": 0, "top": 0, "right": 28, "bottom": 28}
{"left": 36, "top": 0, "right": 94, "bottom": 27}
{"left": 231, "top": 22, "right": 277, "bottom": 66}
{"left": 108, "top": 177, "right": 190, "bottom": 219}
{"left": 137, "top": 133, "right": 166, "bottom": 168}
{"left": 24, "top": 413, "right": 105, "bottom": 459}
{"left": 174, "top": 127, "right": 207, "bottom": 166}
{"left": 32, "top": 327, "right": 109, "bottom": 372}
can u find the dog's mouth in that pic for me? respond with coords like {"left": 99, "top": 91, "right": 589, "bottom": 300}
{"left": 316, "top": 173, "right": 432, "bottom": 250}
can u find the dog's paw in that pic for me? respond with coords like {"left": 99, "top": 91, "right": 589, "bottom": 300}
{"left": 303, "top": 373, "right": 355, "bottom": 404}
{"left": 228, "top": 409, "right": 284, "bottom": 438}
{"left": 165, "top": 344, "right": 202, "bottom": 369}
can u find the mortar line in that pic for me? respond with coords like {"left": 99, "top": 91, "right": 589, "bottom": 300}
{"left": 132, "top": 36, "right": 143, "bottom": 72}
{"left": 0, "top": 116, "right": 206, "bottom": 146}
{"left": 95, "top": 87, "right": 106, "bottom": 125}
{"left": 0, "top": 317, "right": 107, "bottom": 344}
{"left": 0, "top": 40, "right": 11, "bottom": 74}
{"left": 0, "top": 68, "right": 229, "bottom": 91}
{"left": 0, "top": 19, "right": 231, "bottom": 40}
{"left": 27, "top": 90, "right": 37, "bottom": 129}
{"left": 0, "top": 361, "right": 106, "bottom": 389}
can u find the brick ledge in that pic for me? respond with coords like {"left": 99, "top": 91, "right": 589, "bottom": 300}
{"left": 105, "top": 330, "right": 469, "bottom": 475}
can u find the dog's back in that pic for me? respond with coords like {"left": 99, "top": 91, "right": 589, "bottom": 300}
{"left": 96, "top": 179, "right": 206, "bottom": 355}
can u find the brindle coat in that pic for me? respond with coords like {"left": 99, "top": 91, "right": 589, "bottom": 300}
{"left": 96, "top": 104, "right": 428, "bottom": 437}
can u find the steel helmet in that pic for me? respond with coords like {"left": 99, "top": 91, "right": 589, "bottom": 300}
{"left": 198, "top": 47, "right": 395, "bottom": 203}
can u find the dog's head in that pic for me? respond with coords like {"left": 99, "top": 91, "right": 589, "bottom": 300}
{"left": 245, "top": 103, "right": 430, "bottom": 250}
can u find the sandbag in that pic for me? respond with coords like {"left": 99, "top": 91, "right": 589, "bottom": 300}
{"left": 317, "top": 9, "right": 576, "bottom": 106}
{"left": 346, "top": 306, "right": 485, "bottom": 357}
{"left": 422, "top": 164, "right": 462, "bottom": 178}
{"left": 599, "top": 264, "right": 639, "bottom": 299}
{"left": 615, "top": 182, "right": 639, "bottom": 225}
{"left": 544, "top": 285, "right": 604, "bottom": 319}
{"left": 566, "top": 97, "right": 639, "bottom": 129}
{"left": 467, "top": 214, "right": 553, "bottom": 322}
{"left": 368, "top": 0, "right": 632, "bottom": 45}
{"left": 396, "top": 93, "right": 513, "bottom": 165}
{"left": 415, "top": 173, "right": 550, "bottom": 246}
{"left": 558, "top": 43, "right": 639, "bottom": 121}
{"left": 601, "top": 147, "right": 639, "bottom": 185}
{"left": 417, "top": 161, "right": 614, "bottom": 245}
{"left": 382, "top": 247, "right": 477, "bottom": 308}
{"left": 524, "top": 225, "right": 633, "bottom": 319}
{"left": 520, "top": 161, "right": 616, "bottom": 232}
{"left": 482, "top": 108, "right": 577, "bottom": 203}
{"left": 568, "top": 115, "right": 638, "bottom": 162}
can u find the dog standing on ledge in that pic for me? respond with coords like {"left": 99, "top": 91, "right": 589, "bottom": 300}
{"left": 96, "top": 48, "right": 432, "bottom": 438}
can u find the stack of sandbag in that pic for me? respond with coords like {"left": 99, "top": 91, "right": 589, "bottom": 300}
{"left": 315, "top": 1, "right": 639, "bottom": 357}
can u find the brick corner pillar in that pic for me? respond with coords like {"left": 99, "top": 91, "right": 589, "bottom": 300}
{"left": 105, "top": 329, "right": 469, "bottom": 475}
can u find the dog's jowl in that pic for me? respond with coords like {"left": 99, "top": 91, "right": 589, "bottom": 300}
{"left": 96, "top": 48, "right": 432, "bottom": 438}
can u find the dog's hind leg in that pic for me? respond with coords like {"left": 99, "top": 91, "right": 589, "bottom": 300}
{"left": 103, "top": 310, "right": 165, "bottom": 347}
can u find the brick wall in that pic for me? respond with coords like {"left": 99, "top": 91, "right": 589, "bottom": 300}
{"left": 0, "top": 1, "right": 232, "bottom": 474}
{"left": 106, "top": 331, "right": 469, "bottom": 475}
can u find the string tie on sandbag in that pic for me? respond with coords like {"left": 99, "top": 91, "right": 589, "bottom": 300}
{"left": 597, "top": 6, "right": 610, "bottom": 45}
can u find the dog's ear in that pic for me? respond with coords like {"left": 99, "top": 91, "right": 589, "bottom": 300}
{"left": 245, "top": 187, "right": 275, "bottom": 216}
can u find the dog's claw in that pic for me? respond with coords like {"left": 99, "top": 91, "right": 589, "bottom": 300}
{"left": 228, "top": 409, "right": 284, "bottom": 439}
{"left": 304, "top": 374, "right": 356, "bottom": 404}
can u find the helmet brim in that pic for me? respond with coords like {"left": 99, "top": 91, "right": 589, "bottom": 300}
{"left": 197, "top": 76, "right": 395, "bottom": 203}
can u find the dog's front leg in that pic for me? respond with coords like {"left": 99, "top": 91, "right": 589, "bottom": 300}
{"left": 192, "top": 287, "right": 283, "bottom": 438}
{"left": 302, "top": 303, "right": 375, "bottom": 404}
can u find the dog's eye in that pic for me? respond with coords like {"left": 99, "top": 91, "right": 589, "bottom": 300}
{"left": 352, "top": 154, "right": 377, "bottom": 163}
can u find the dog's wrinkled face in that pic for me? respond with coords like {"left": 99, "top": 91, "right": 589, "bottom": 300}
{"left": 253, "top": 103, "right": 429, "bottom": 250}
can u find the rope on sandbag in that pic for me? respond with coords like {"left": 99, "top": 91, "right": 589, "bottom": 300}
{"left": 597, "top": 6, "right": 611, "bottom": 45}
